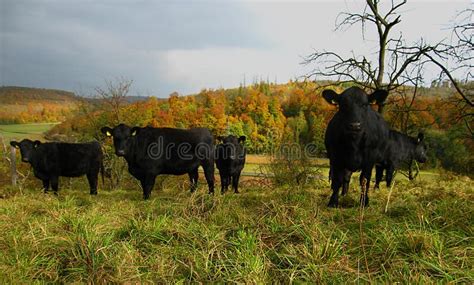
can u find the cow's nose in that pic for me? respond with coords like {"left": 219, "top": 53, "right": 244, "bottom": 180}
{"left": 22, "top": 158, "right": 29, "bottom": 162}
{"left": 349, "top": 122, "right": 361, "bottom": 131}
{"left": 116, "top": 150, "right": 125, "bottom": 155}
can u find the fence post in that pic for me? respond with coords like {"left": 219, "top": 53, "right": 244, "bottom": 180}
{"left": 10, "top": 146, "right": 17, "bottom": 187}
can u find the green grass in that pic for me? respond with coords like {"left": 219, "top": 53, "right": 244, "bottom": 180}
{"left": 0, "top": 174, "right": 472, "bottom": 283}
{"left": 0, "top": 123, "right": 58, "bottom": 140}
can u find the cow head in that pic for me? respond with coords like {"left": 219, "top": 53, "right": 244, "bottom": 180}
{"left": 322, "top": 87, "right": 388, "bottom": 137}
{"left": 101, "top": 124, "right": 140, "bottom": 157}
{"left": 10, "top": 139, "right": 41, "bottom": 163}
{"left": 414, "top": 132, "right": 428, "bottom": 163}
{"left": 217, "top": 135, "right": 246, "bottom": 159}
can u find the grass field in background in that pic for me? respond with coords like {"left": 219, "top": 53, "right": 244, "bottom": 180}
{"left": 0, "top": 123, "right": 58, "bottom": 140}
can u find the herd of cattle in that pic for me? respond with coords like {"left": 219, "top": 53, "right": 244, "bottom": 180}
{"left": 9, "top": 87, "right": 427, "bottom": 207}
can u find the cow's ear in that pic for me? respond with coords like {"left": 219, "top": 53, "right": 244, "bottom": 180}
{"left": 238, "top": 136, "right": 246, "bottom": 143}
{"left": 131, "top": 127, "right": 140, "bottom": 136}
{"left": 34, "top": 140, "right": 41, "bottom": 147}
{"left": 10, "top": 141, "right": 19, "bottom": 148}
{"left": 322, "top": 90, "right": 339, "bottom": 105}
{"left": 368, "top": 89, "right": 388, "bottom": 105}
{"left": 417, "top": 132, "right": 424, "bottom": 143}
{"left": 101, "top": 127, "right": 113, "bottom": 137}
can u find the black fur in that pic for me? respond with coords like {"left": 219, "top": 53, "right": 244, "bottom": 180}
{"left": 10, "top": 139, "right": 104, "bottom": 195}
{"left": 215, "top": 135, "right": 246, "bottom": 194}
{"left": 101, "top": 124, "right": 215, "bottom": 199}
{"left": 375, "top": 131, "right": 427, "bottom": 188}
{"left": 323, "top": 87, "right": 390, "bottom": 207}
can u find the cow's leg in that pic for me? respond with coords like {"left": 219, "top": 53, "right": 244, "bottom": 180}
{"left": 375, "top": 164, "right": 384, "bottom": 190}
{"left": 220, "top": 173, "right": 228, "bottom": 194}
{"left": 225, "top": 175, "right": 231, "bottom": 193}
{"left": 86, "top": 171, "right": 99, "bottom": 195}
{"left": 408, "top": 160, "right": 413, "bottom": 180}
{"left": 141, "top": 174, "right": 157, "bottom": 200}
{"left": 202, "top": 161, "right": 215, "bottom": 194}
{"left": 328, "top": 167, "right": 343, "bottom": 208}
{"left": 42, "top": 179, "right": 50, "bottom": 194}
{"left": 50, "top": 176, "right": 59, "bottom": 196}
{"left": 232, "top": 172, "right": 241, "bottom": 194}
{"left": 341, "top": 170, "right": 351, "bottom": 196}
{"left": 386, "top": 163, "right": 395, "bottom": 187}
{"left": 359, "top": 166, "right": 373, "bottom": 207}
{"left": 188, "top": 168, "right": 199, "bottom": 193}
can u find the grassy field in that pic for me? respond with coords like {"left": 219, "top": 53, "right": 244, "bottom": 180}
{"left": 0, "top": 125, "right": 472, "bottom": 283}
{"left": 0, "top": 172, "right": 472, "bottom": 283}
{"left": 0, "top": 123, "right": 58, "bottom": 140}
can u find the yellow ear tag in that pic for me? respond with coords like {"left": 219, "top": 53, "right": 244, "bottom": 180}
{"left": 131, "top": 130, "right": 137, "bottom": 136}
{"left": 106, "top": 131, "right": 112, "bottom": 137}
{"left": 15, "top": 145, "right": 19, "bottom": 149}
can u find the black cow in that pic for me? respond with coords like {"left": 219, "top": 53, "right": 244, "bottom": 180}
{"left": 101, "top": 124, "right": 215, "bottom": 199}
{"left": 323, "top": 87, "right": 389, "bottom": 207}
{"left": 215, "top": 135, "right": 246, "bottom": 194}
{"left": 374, "top": 131, "right": 427, "bottom": 189}
{"left": 10, "top": 139, "right": 104, "bottom": 195}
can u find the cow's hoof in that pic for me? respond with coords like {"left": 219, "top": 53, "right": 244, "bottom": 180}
{"left": 53, "top": 192, "right": 59, "bottom": 196}
{"left": 327, "top": 201, "right": 338, "bottom": 208}
{"left": 234, "top": 191, "right": 240, "bottom": 194}
{"left": 90, "top": 191, "right": 98, "bottom": 195}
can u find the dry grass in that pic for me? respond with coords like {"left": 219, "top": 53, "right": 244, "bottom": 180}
{"left": 0, "top": 172, "right": 472, "bottom": 283}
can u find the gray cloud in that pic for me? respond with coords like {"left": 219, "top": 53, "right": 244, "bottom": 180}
{"left": 1, "top": 0, "right": 471, "bottom": 96}
{"left": 0, "top": 0, "right": 268, "bottom": 96}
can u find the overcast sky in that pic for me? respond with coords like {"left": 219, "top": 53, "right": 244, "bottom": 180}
{"left": 0, "top": 0, "right": 471, "bottom": 97}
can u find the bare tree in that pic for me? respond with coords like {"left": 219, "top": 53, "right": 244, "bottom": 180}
{"left": 95, "top": 78, "right": 133, "bottom": 124}
{"left": 88, "top": 78, "right": 134, "bottom": 190}
{"left": 304, "top": 0, "right": 436, "bottom": 114}
{"left": 386, "top": 64, "right": 434, "bottom": 134}
{"left": 426, "top": 8, "right": 473, "bottom": 137}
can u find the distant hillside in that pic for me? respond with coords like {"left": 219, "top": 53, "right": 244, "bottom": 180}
{"left": 0, "top": 86, "right": 81, "bottom": 104}
{"left": 0, "top": 86, "right": 82, "bottom": 124}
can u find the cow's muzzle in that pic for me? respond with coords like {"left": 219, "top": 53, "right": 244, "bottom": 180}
{"left": 22, "top": 158, "right": 29, "bottom": 162}
{"left": 116, "top": 150, "right": 125, "bottom": 156}
{"left": 348, "top": 122, "right": 362, "bottom": 132}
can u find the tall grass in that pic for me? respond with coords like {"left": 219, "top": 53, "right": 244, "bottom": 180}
{"left": 0, "top": 174, "right": 472, "bottom": 283}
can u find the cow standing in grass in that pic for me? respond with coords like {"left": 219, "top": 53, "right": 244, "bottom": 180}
{"left": 375, "top": 131, "right": 428, "bottom": 189}
{"left": 323, "top": 87, "right": 389, "bottom": 207}
{"left": 10, "top": 139, "right": 104, "bottom": 195}
{"left": 101, "top": 124, "right": 215, "bottom": 199}
{"left": 215, "top": 135, "right": 246, "bottom": 194}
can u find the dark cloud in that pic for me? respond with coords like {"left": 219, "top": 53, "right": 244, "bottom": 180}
{"left": 0, "top": 0, "right": 268, "bottom": 96}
